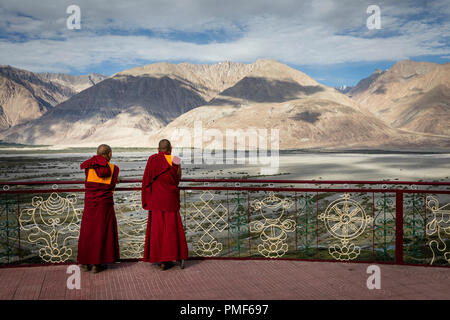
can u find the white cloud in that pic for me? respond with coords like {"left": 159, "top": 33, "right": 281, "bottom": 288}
{"left": 0, "top": 0, "right": 448, "bottom": 73}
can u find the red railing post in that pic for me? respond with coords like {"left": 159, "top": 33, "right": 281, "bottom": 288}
{"left": 395, "top": 191, "right": 404, "bottom": 265}
{"left": 226, "top": 190, "right": 230, "bottom": 256}
{"left": 17, "top": 194, "right": 21, "bottom": 263}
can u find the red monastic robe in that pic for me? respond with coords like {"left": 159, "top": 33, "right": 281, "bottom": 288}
{"left": 141, "top": 151, "right": 188, "bottom": 263}
{"left": 77, "top": 155, "right": 120, "bottom": 265}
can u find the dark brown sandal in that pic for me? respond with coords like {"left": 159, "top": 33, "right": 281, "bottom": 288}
{"left": 80, "top": 264, "right": 91, "bottom": 272}
{"left": 92, "top": 264, "right": 107, "bottom": 273}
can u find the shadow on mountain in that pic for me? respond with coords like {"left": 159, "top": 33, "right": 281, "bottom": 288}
{"left": 290, "top": 111, "right": 321, "bottom": 124}
{"left": 347, "top": 70, "right": 385, "bottom": 97}
{"left": 373, "top": 86, "right": 386, "bottom": 94}
{"left": 1, "top": 74, "right": 212, "bottom": 143}
{"left": 1, "top": 121, "right": 53, "bottom": 145}
{"left": 208, "top": 98, "right": 241, "bottom": 107}
{"left": 219, "top": 77, "right": 324, "bottom": 103}
{"left": 43, "top": 75, "right": 208, "bottom": 123}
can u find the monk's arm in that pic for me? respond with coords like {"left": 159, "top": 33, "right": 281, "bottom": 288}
{"left": 141, "top": 158, "right": 153, "bottom": 210}
{"left": 177, "top": 165, "right": 182, "bottom": 180}
{"left": 142, "top": 159, "right": 152, "bottom": 187}
{"left": 110, "top": 165, "right": 120, "bottom": 189}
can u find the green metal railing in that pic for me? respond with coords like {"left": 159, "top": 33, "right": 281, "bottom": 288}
{"left": 0, "top": 179, "right": 449, "bottom": 267}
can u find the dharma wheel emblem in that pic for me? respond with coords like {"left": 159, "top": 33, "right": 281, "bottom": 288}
{"left": 319, "top": 193, "right": 372, "bottom": 261}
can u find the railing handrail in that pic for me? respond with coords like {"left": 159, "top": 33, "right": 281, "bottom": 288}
{"left": 0, "top": 178, "right": 449, "bottom": 186}
{"left": 0, "top": 186, "right": 449, "bottom": 194}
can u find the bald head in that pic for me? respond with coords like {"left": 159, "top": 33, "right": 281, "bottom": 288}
{"left": 158, "top": 139, "right": 171, "bottom": 152}
{"left": 97, "top": 144, "right": 112, "bottom": 161}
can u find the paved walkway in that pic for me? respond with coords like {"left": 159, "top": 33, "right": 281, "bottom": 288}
{"left": 0, "top": 260, "right": 449, "bottom": 300}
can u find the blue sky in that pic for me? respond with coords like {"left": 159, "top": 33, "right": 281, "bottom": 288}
{"left": 0, "top": 0, "right": 449, "bottom": 87}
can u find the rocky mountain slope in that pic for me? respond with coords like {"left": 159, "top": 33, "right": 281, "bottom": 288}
{"left": 38, "top": 72, "right": 107, "bottom": 93}
{"left": 0, "top": 61, "right": 270, "bottom": 146}
{"left": 0, "top": 65, "right": 74, "bottom": 130}
{"left": 349, "top": 60, "right": 450, "bottom": 136}
{"left": 115, "top": 61, "right": 256, "bottom": 102}
{"left": 335, "top": 85, "right": 354, "bottom": 94}
{"left": 0, "top": 66, "right": 107, "bottom": 132}
{"left": 150, "top": 60, "right": 449, "bottom": 150}
{"left": 1, "top": 60, "right": 448, "bottom": 150}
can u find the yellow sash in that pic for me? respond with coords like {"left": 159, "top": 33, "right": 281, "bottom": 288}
{"left": 86, "top": 162, "right": 115, "bottom": 184}
{"left": 164, "top": 154, "right": 173, "bottom": 166}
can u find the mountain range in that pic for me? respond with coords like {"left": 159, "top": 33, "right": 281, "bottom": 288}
{"left": 349, "top": 61, "right": 450, "bottom": 137}
{"left": 0, "top": 59, "right": 448, "bottom": 150}
{"left": 0, "top": 65, "right": 106, "bottom": 131}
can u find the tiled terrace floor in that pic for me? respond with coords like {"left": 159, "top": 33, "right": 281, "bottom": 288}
{"left": 0, "top": 260, "right": 449, "bottom": 300}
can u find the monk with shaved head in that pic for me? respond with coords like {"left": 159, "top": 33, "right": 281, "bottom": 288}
{"left": 97, "top": 144, "right": 112, "bottom": 160}
{"left": 141, "top": 139, "right": 188, "bottom": 270}
{"left": 78, "top": 144, "right": 120, "bottom": 273}
{"left": 158, "top": 139, "right": 171, "bottom": 152}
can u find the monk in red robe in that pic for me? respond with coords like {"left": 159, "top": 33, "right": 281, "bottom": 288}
{"left": 78, "top": 144, "right": 120, "bottom": 273}
{"left": 141, "top": 139, "right": 188, "bottom": 270}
